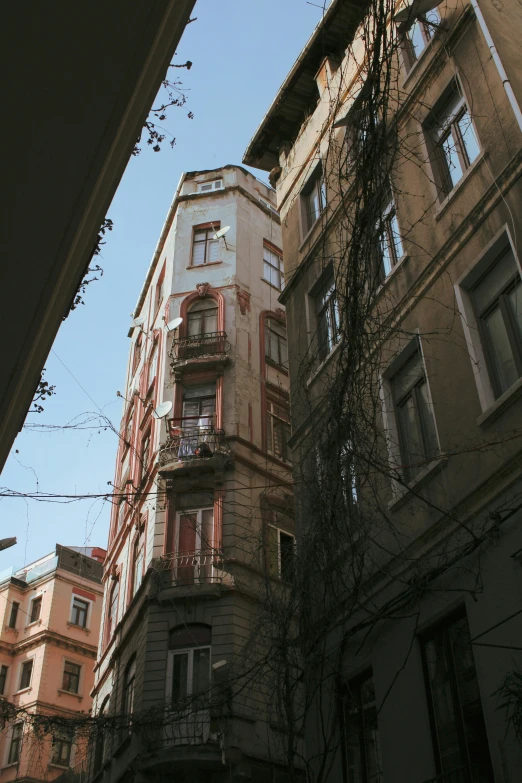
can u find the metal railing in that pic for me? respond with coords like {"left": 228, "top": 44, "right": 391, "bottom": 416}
{"left": 157, "top": 549, "right": 224, "bottom": 585}
{"left": 159, "top": 425, "right": 229, "bottom": 466}
{"left": 170, "top": 331, "right": 228, "bottom": 362}
{"left": 422, "top": 764, "right": 483, "bottom": 783}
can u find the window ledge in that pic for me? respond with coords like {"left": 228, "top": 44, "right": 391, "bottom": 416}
{"left": 25, "top": 620, "right": 41, "bottom": 629}
{"left": 13, "top": 687, "right": 32, "bottom": 696}
{"left": 402, "top": 34, "right": 438, "bottom": 86}
{"left": 299, "top": 216, "right": 324, "bottom": 252}
{"left": 66, "top": 621, "right": 90, "bottom": 635}
{"left": 306, "top": 341, "right": 342, "bottom": 387}
{"left": 376, "top": 253, "right": 410, "bottom": 292}
{"left": 49, "top": 764, "right": 71, "bottom": 770}
{"left": 265, "top": 357, "right": 289, "bottom": 375}
{"left": 389, "top": 456, "right": 448, "bottom": 512}
{"left": 477, "top": 376, "right": 522, "bottom": 428}
{"left": 261, "top": 277, "right": 284, "bottom": 294}
{"left": 1, "top": 763, "right": 19, "bottom": 770}
{"left": 186, "top": 260, "right": 222, "bottom": 270}
{"left": 57, "top": 689, "right": 83, "bottom": 701}
{"left": 434, "top": 154, "right": 486, "bottom": 221}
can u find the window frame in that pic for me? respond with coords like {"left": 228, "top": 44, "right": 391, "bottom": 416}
{"left": 70, "top": 595, "right": 90, "bottom": 629}
{"left": 264, "top": 317, "right": 288, "bottom": 370}
{"left": 263, "top": 244, "right": 285, "bottom": 291}
{"left": 377, "top": 189, "right": 404, "bottom": 281}
{"left": 166, "top": 644, "right": 212, "bottom": 706}
{"left": 266, "top": 395, "right": 291, "bottom": 463}
{"left": 62, "top": 660, "right": 82, "bottom": 695}
{"left": 140, "top": 428, "right": 152, "bottom": 482}
{"left": 7, "top": 723, "right": 23, "bottom": 765}
{"left": 197, "top": 179, "right": 223, "bottom": 193}
{"left": 312, "top": 271, "right": 341, "bottom": 363}
{"left": 400, "top": 7, "right": 440, "bottom": 69}
{"left": 19, "top": 659, "right": 34, "bottom": 691}
{"left": 8, "top": 601, "right": 19, "bottom": 629}
{"left": 51, "top": 731, "right": 74, "bottom": 768}
{"left": 131, "top": 332, "right": 143, "bottom": 378}
{"left": 106, "top": 580, "right": 119, "bottom": 642}
{"left": 131, "top": 535, "right": 145, "bottom": 598}
{"left": 29, "top": 595, "right": 42, "bottom": 625}
{"left": 266, "top": 524, "right": 296, "bottom": 581}
{"left": 301, "top": 163, "right": 327, "bottom": 234}
{"left": 181, "top": 383, "right": 217, "bottom": 430}
{"left": 341, "top": 670, "right": 383, "bottom": 783}
{"left": 187, "top": 298, "right": 219, "bottom": 338}
{"left": 0, "top": 664, "right": 9, "bottom": 696}
{"left": 191, "top": 224, "right": 221, "bottom": 267}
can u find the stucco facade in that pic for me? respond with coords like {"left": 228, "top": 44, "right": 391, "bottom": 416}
{"left": 92, "top": 166, "right": 297, "bottom": 781}
{"left": 0, "top": 546, "right": 105, "bottom": 783}
{"left": 245, "top": 0, "right": 522, "bottom": 781}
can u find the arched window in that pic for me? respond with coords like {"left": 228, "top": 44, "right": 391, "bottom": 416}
{"left": 123, "top": 656, "right": 136, "bottom": 717}
{"left": 106, "top": 580, "right": 119, "bottom": 640}
{"left": 131, "top": 536, "right": 144, "bottom": 597}
{"left": 167, "top": 625, "right": 211, "bottom": 704}
{"left": 187, "top": 299, "right": 218, "bottom": 337}
{"left": 93, "top": 694, "right": 110, "bottom": 772}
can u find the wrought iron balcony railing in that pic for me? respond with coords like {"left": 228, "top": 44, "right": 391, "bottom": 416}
{"left": 159, "top": 422, "right": 230, "bottom": 466}
{"left": 170, "top": 331, "right": 228, "bottom": 362}
{"left": 157, "top": 549, "right": 224, "bottom": 586}
{"left": 422, "top": 764, "right": 483, "bottom": 783}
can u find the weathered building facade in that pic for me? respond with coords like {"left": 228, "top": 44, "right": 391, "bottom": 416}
{"left": 245, "top": 0, "right": 522, "bottom": 781}
{"left": 92, "top": 166, "right": 296, "bottom": 781}
{"left": 0, "top": 546, "right": 105, "bottom": 783}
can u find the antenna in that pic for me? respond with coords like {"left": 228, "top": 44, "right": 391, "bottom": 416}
{"left": 153, "top": 401, "right": 173, "bottom": 420}
{"left": 393, "top": 0, "right": 443, "bottom": 24}
{"left": 213, "top": 225, "right": 231, "bottom": 251}
{"left": 166, "top": 316, "right": 183, "bottom": 333}
{"left": 131, "top": 315, "right": 146, "bottom": 328}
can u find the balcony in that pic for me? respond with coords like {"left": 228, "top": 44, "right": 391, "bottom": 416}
{"left": 158, "top": 419, "right": 232, "bottom": 477}
{"left": 157, "top": 549, "right": 225, "bottom": 586}
{"left": 169, "top": 331, "right": 230, "bottom": 373}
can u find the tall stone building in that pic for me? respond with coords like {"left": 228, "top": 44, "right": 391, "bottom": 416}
{"left": 92, "top": 166, "right": 295, "bottom": 781}
{"left": 0, "top": 545, "right": 105, "bottom": 782}
{"left": 245, "top": 0, "right": 522, "bottom": 781}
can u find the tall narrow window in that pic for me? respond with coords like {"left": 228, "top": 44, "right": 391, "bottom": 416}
{"left": 266, "top": 398, "right": 291, "bottom": 462}
{"left": 342, "top": 672, "right": 382, "bottom": 783}
{"left": 168, "top": 625, "right": 212, "bottom": 709}
{"left": 19, "top": 660, "right": 33, "bottom": 690}
{"left": 315, "top": 274, "right": 340, "bottom": 361}
{"left": 176, "top": 507, "right": 214, "bottom": 584}
{"left": 402, "top": 7, "right": 440, "bottom": 65}
{"left": 123, "top": 657, "right": 136, "bottom": 718}
{"left": 8, "top": 602, "right": 19, "bottom": 629}
{"left": 192, "top": 226, "right": 220, "bottom": 266}
{"left": 8, "top": 724, "right": 23, "bottom": 764}
{"left": 93, "top": 695, "right": 110, "bottom": 773}
{"left": 429, "top": 83, "right": 480, "bottom": 196}
{"left": 422, "top": 612, "right": 494, "bottom": 781}
{"left": 71, "top": 596, "right": 89, "bottom": 628}
{"left": 0, "top": 665, "right": 8, "bottom": 695}
{"left": 106, "top": 581, "right": 119, "bottom": 641}
{"left": 267, "top": 526, "right": 295, "bottom": 581}
{"left": 377, "top": 191, "right": 403, "bottom": 280}
{"left": 131, "top": 536, "right": 144, "bottom": 597}
{"left": 132, "top": 333, "right": 142, "bottom": 377}
{"left": 51, "top": 731, "right": 73, "bottom": 767}
{"left": 187, "top": 299, "right": 218, "bottom": 337}
{"left": 140, "top": 431, "right": 151, "bottom": 478}
{"left": 147, "top": 343, "right": 158, "bottom": 390}
{"left": 263, "top": 245, "right": 285, "bottom": 290}
{"left": 392, "top": 346, "right": 438, "bottom": 481}
{"left": 470, "top": 245, "right": 522, "bottom": 397}
{"left": 265, "top": 318, "right": 288, "bottom": 369}
{"left": 155, "top": 272, "right": 165, "bottom": 314}
{"left": 302, "top": 165, "right": 327, "bottom": 232}
{"left": 30, "top": 597, "right": 42, "bottom": 624}
{"left": 182, "top": 384, "right": 216, "bottom": 430}
{"left": 62, "top": 661, "right": 81, "bottom": 694}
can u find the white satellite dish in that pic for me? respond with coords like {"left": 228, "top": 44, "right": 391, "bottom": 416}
{"left": 132, "top": 315, "right": 146, "bottom": 328}
{"left": 153, "top": 401, "right": 173, "bottom": 420}
{"left": 394, "top": 0, "right": 443, "bottom": 24}
{"left": 166, "top": 316, "right": 183, "bottom": 332}
{"left": 213, "top": 226, "right": 231, "bottom": 240}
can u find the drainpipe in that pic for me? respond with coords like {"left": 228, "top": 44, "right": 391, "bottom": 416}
{"left": 470, "top": 0, "right": 522, "bottom": 134}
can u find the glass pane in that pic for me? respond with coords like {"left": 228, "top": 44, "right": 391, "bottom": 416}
{"left": 205, "top": 310, "right": 218, "bottom": 334}
{"left": 442, "top": 130, "right": 464, "bottom": 188}
{"left": 172, "top": 653, "right": 189, "bottom": 702}
{"left": 425, "top": 635, "right": 464, "bottom": 774}
{"left": 458, "top": 111, "right": 480, "bottom": 165}
{"left": 192, "top": 648, "right": 211, "bottom": 697}
{"left": 307, "top": 188, "right": 320, "bottom": 228}
{"left": 409, "top": 20, "right": 427, "bottom": 58}
{"left": 263, "top": 261, "right": 272, "bottom": 283}
{"left": 266, "top": 413, "right": 273, "bottom": 453}
{"left": 472, "top": 248, "right": 518, "bottom": 312}
{"left": 380, "top": 228, "right": 393, "bottom": 278}
{"left": 484, "top": 305, "right": 518, "bottom": 393}
{"left": 201, "top": 508, "right": 214, "bottom": 550}
{"left": 208, "top": 238, "right": 219, "bottom": 263}
{"left": 393, "top": 351, "right": 423, "bottom": 400}
{"left": 280, "top": 337, "right": 288, "bottom": 368}
{"left": 507, "top": 279, "right": 522, "bottom": 343}
{"left": 397, "top": 394, "right": 423, "bottom": 477}
{"left": 267, "top": 525, "right": 279, "bottom": 576}
{"left": 390, "top": 212, "right": 404, "bottom": 260}
{"left": 188, "top": 312, "right": 203, "bottom": 336}
{"left": 270, "top": 332, "right": 280, "bottom": 363}
{"left": 418, "top": 380, "right": 439, "bottom": 458}
{"left": 192, "top": 239, "right": 206, "bottom": 266}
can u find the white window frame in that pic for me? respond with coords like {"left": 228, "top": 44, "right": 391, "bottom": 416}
{"left": 18, "top": 658, "right": 35, "bottom": 692}
{"left": 27, "top": 593, "right": 43, "bottom": 626}
{"left": 263, "top": 245, "right": 285, "bottom": 291}
{"left": 454, "top": 225, "right": 522, "bottom": 414}
{"left": 197, "top": 179, "right": 223, "bottom": 193}
{"left": 61, "top": 657, "right": 83, "bottom": 696}
{"left": 377, "top": 190, "right": 404, "bottom": 280}
{"left": 401, "top": 7, "right": 440, "bottom": 69}
{"left": 267, "top": 524, "right": 296, "bottom": 581}
{"left": 301, "top": 163, "right": 327, "bottom": 235}
{"left": 165, "top": 645, "right": 212, "bottom": 703}
{"left": 175, "top": 507, "right": 214, "bottom": 553}
{"left": 68, "top": 593, "right": 93, "bottom": 630}
{"left": 380, "top": 334, "right": 440, "bottom": 491}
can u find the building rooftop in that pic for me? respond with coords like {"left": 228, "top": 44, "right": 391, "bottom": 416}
{"left": 0, "top": 544, "right": 106, "bottom": 588}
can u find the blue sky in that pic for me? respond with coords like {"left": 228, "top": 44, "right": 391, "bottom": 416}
{"left": 0, "top": 0, "right": 328, "bottom": 572}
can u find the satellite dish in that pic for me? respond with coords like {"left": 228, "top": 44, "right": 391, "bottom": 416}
{"left": 166, "top": 316, "right": 183, "bottom": 332}
{"left": 153, "top": 401, "right": 173, "bottom": 419}
{"left": 394, "top": 0, "right": 443, "bottom": 24}
{"left": 213, "top": 226, "right": 231, "bottom": 240}
{"left": 132, "top": 315, "right": 146, "bottom": 328}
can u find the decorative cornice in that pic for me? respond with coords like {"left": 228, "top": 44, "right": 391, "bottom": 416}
{"left": 5, "top": 628, "right": 98, "bottom": 659}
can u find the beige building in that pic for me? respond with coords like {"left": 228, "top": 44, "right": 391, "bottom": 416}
{"left": 0, "top": 546, "right": 105, "bottom": 783}
{"left": 92, "top": 165, "right": 296, "bottom": 781}
{"left": 245, "top": 0, "right": 522, "bottom": 781}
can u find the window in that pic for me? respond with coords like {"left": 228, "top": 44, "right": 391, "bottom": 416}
{"left": 176, "top": 507, "right": 214, "bottom": 584}
{"left": 132, "top": 333, "right": 142, "bottom": 377}
{"left": 341, "top": 672, "right": 382, "bottom": 783}
{"left": 51, "top": 732, "right": 73, "bottom": 767}
{"left": 315, "top": 273, "right": 340, "bottom": 361}
{"left": 340, "top": 442, "right": 359, "bottom": 508}
{"left": 266, "top": 398, "right": 291, "bottom": 462}
{"left": 265, "top": 318, "right": 288, "bottom": 368}
{"left": 377, "top": 191, "right": 403, "bottom": 280}
{"left": 19, "top": 660, "right": 33, "bottom": 690}
{"left": 187, "top": 299, "right": 218, "bottom": 337}
{"left": 421, "top": 612, "right": 494, "bottom": 780}
{"left": 168, "top": 625, "right": 211, "bottom": 706}
{"left": 93, "top": 695, "right": 110, "bottom": 773}
{"left": 259, "top": 196, "right": 278, "bottom": 214}
{"left": 155, "top": 272, "right": 165, "bottom": 314}
{"left": 0, "top": 665, "right": 8, "bottom": 695}
{"left": 182, "top": 384, "right": 216, "bottom": 429}
{"left": 470, "top": 245, "right": 522, "bottom": 397}
{"left": 429, "top": 83, "right": 480, "bottom": 196}
{"left": 8, "top": 601, "right": 19, "bottom": 629}
{"left": 391, "top": 346, "right": 438, "bottom": 481}
{"left": 117, "top": 498, "right": 127, "bottom": 530}
{"left": 263, "top": 245, "right": 284, "bottom": 290}
{"left": 402, "top": 7, "right": 440, "bottom": 65}
{"left": 123, "top": 405, "right": 134, "bottom": 451}
{"left": 29, "top": 596, "right": 42, "bottom": 624}
{"left": 123, "top": 657, "right": 136, "bottom": 717}
{"left": 302, "top": 165, "right": 327, "bottom": 232}
{"left": 8, "top": 724, "right": 23, "bottom": 764}
{"left": 141, "top": 431, "right": 151, "bottom": 477}
{"left": 267, "top": 526, "right": 295, "bottom": 581}
{"left": 198, "top": 179, "right": 223, "bottom": 193}
{"left": 147, "top": 343, "right": 158, "bottom": 389}
{"left": 192, "top": 226, "right": 220, "bottom": 266}
{"left": 62, "top": 661, "right": 81, "bottom": 694}
{"left": 71, "top": 596, "right": 89, "bottom": 628}
{"left": 106, "top": 581, "right": 119, "bottom": 640}
{"left": 131, "top": 536, "right": 144, "bottom": 597}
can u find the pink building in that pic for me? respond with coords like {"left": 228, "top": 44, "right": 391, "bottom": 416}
{"left": 0, "top": 545, "right": 105, "bottom": 783}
